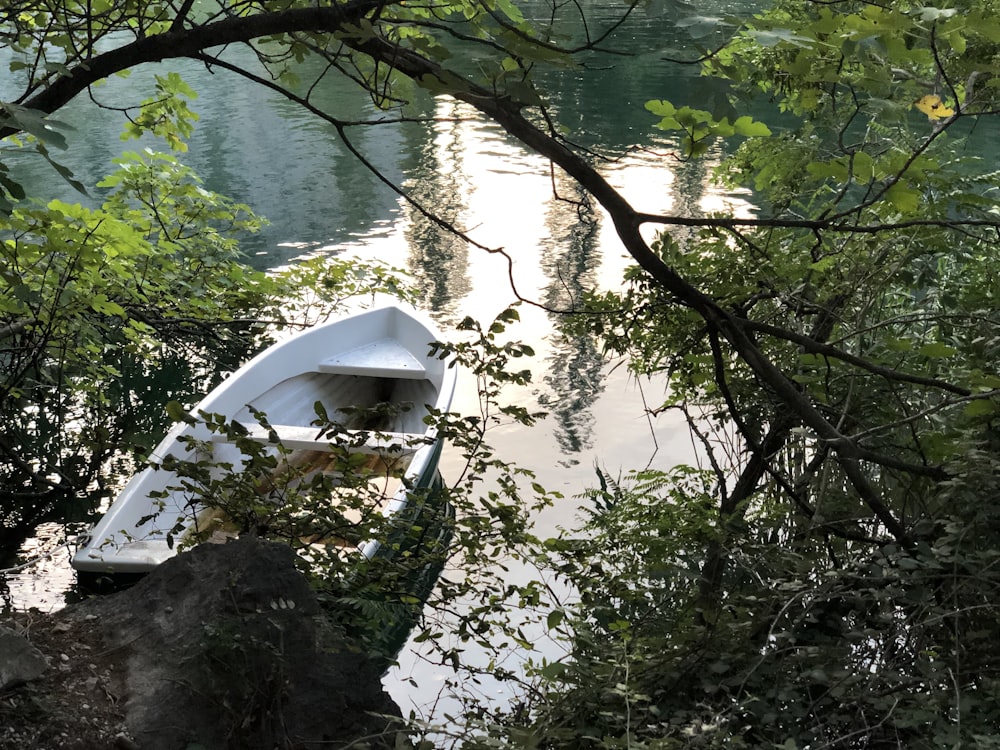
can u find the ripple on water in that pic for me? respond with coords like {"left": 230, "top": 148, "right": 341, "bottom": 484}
{"left": 2, "top": 524, "right": 79, "bottom": 614}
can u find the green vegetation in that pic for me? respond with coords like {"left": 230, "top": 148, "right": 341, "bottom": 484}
{"left": 2, "top": 0, "right": 1000, "bottom": 748}
{"left": 0, "top": 145, "right": 412, "bottom": 548}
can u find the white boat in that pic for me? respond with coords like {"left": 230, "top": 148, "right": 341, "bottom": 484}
{"left": 72, "top": 303, "right": 457, "bottom": 575}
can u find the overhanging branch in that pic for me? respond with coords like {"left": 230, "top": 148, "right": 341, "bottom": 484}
{"left": 2, "top": 3, "right": 387, "bottom": 138}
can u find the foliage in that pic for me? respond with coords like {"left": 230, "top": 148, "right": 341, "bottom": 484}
{"left": 645, "top": 100, "right": 771, "bottom": 158}
{"left": 423, "top": 309, "right": 559, "bottom": 662}
{"left": 0, "top": 144, "right": 412, "bottom": 548}
{"left": 492, "top": 455, "right": 1000, "bottom": 749}
{"left": 121, "top": 73, "right": 200, "bottom": 152}
{"left": 0, "top": 149, "right": 260, "bottom": 541}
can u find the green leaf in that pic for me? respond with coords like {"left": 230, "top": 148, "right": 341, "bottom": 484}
{"left": 0, "top": 172, "right": 26, "bottom": 201}
{"left": 644, "top": 99, "right": 677, "bottom": 117}
{"left": 885, "top": 183, "right": 921, "bottom": 213}
{"left": 918, "top": 342, "right": 957, "bottom": 358}
{"left": 851, "top": 151, "right": 875, "bottom": 182}
{"left": 497, "top": 307, "right": 520, "bottom": 323}
{"left": 165, "top": 400, "right": 191, "bottom": 423}
{"left": 732, "top": 115, "right": 771, "bottom": 137}
{"left": 228, "top": 420, "right": 249, "bottom": 436}
{"left": 807, "top": 159, "right": 849, "bottom": 182}
{"left": 490, "top": 0, "right": 525, "bottom": 25}
{"left": 539, "top": 661, "right": 568, "bottom": 679}
{"left": 89, "top": 294, "right": 126, "bottom": 316}
{"left": 964, "top": 399, "right": 997, "bottom": 417}
{"left": 0, "top": 103, "right": 73, "bottom": 149}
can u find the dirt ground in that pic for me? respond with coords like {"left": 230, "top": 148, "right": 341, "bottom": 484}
{"left": 0, "top": 608, "right": 136, "bottom": 750}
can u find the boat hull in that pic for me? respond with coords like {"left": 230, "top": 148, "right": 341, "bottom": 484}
{"left": 72, "top": 304, "right": 457, "bottom": 575}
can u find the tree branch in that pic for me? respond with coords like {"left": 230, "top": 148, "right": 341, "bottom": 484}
{"left": 740, "top": 318, "right": 973, "bottom": 397}
{"left": 2, "top": 3, "right": 388, "bottom": 138}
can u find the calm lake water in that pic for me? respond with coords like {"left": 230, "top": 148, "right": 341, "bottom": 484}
{"left": 1, "top": 0, "right": 759, "bottom": 724}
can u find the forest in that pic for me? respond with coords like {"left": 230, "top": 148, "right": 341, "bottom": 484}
{"left": 2, "top": 0, "right": 1000, "bottom": 746}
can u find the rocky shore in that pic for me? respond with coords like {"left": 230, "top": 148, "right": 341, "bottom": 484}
{"left": 0, "top": 538, "right": 406, "bottom": 749}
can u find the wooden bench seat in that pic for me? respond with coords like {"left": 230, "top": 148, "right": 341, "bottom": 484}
{"left": 211, "top": 423, "right": 428, "bottom": 453}
{"left": 317, "top": 338, "right": 428, "bottom": 379}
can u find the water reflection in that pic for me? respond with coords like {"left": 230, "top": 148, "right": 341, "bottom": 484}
{"left": 402, "top": 101, "right": 474, "bottom": 321}
{"left": 538, "top": 180, "right": 605, "bottom": 458}
{"left": 0, "top": 523, "right": 77, "bottom": 613}
{"left": 391, "top": 98, "right": 614, "bottom": 456}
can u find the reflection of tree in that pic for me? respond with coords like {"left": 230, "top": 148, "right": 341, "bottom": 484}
{"left": 535, "top": 147, "right": 723, "bottom": 459}
{"left": 538, "top": 182, "right": 605, "bottom": 460}
{"left": 402, "top": 104, "right": 472, "bottom": 320}
{"left": 197, "top": 52, "right": 408, "bottom": 261}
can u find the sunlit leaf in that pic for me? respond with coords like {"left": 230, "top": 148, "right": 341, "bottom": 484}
{"left": 914, "top": 94, "right": 955, "bottom": 121}
{"left": 89, "top": 294, "right": 126, "bottom": 316}
{"left": 885, "top": 182, "right": 921, "bottom": 213}
{"left": 732, "top": 115, "right": 771, "bottom": 137}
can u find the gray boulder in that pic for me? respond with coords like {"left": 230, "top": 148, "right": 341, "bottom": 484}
{"left": 69, "top": 537, "right": 406, "bottom": 749}
{"left": 0, "top": 625, "right": 48, "bottom": 689}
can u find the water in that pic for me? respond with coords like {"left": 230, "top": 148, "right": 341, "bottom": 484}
{"left": 0, "top": 0, "right": 759, "bottom": 726}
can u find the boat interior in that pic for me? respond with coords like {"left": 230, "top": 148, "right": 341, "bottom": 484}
{"left": 189, "top": 366, "right": 442, "bottom": 551}
{"left": 229, "top": 371, "right": 438, "bottom": 445}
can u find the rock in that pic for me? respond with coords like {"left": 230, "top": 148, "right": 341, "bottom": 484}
{"left": 64, "top": 537, "right": 406, "bottom": 750}
{"left": 0, "top": 626, "right": 48, "bottom": 689}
